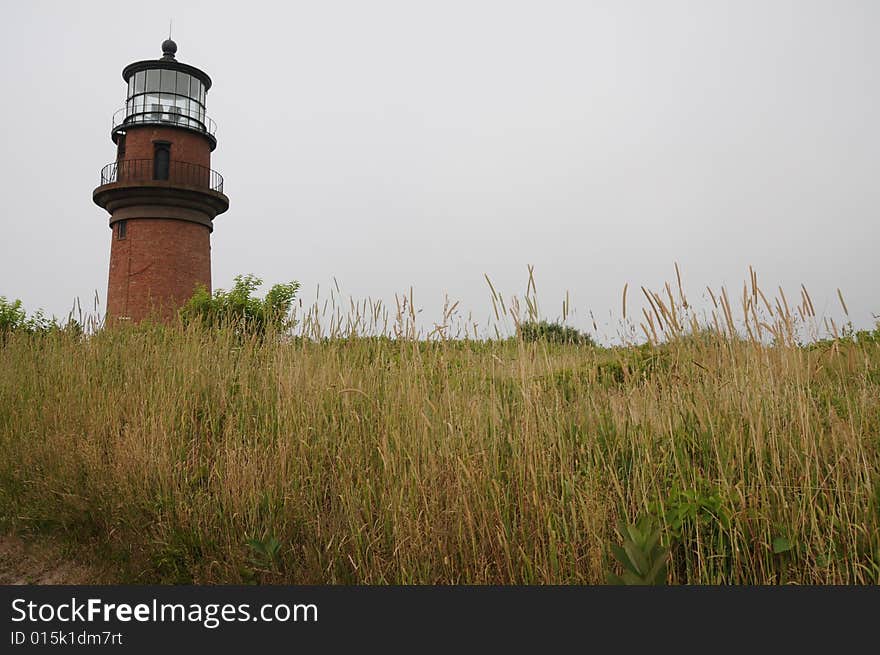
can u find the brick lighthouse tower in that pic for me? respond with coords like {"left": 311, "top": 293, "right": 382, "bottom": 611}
{"left": 93, "top": 39, "right": 229, "bottom": 323}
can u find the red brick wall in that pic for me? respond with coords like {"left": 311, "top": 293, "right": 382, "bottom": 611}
{"left": 107, "top": 218, "right": 211, "bottom": 323}
{"left": 120, "top": 125, "right": 211, "bottom": 168}
{"left": 105, "top": 123, "right": 216, "bottom": 324}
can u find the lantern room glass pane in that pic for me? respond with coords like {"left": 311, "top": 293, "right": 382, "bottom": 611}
{"left": 146, "top": 69, "right": 160, "bottom": 92}
{"left": 160, "top": 69, "right": 176, "bottom": 94}
{"left": 134, "top": 71, "right": 145, "bottom": 94}
{"left": 176, "top": 72, "right": 190, "bottom": 97}
{"left": 145, "top": 93, "right": 160, "bottom": 118}
{"left": 157, "top": 94, "right": 173, "bottom": 116}
{"left": 190, "top": 77, "right": 200, "bottom": 103}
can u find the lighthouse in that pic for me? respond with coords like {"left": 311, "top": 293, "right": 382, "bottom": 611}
{"left": 93, "top": 39, "right": 229, "bottom": 323}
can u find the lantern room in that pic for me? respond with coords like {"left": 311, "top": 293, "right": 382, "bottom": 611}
{"left": 111, "top": 39, "right": 217, "bottom": 150}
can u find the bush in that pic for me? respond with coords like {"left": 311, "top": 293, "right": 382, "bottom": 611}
{"left": 180, "top": 274, "right": 300, "bottom": 334}
{"left": 0, "top": 296, "right": 81, "bottom": 342}
{"left": 0, "top": 297, "right": 27, "bottom": 335}
{"left": 516, "top": 320, "right": 595, "bottom": 346}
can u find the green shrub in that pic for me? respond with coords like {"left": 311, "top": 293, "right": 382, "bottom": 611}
{"left": 0, "top": 297, "right": 27, "bottom": 334}
{"left": 180, "top": 274, "right": 300, "bottom": 334}
{"left": 516, "top": 320, "right": 595, "bottom": 346}
{"left": 0, "top": 296, "right": 81, "bottom": 342}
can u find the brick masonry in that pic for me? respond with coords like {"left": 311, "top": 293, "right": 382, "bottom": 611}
{"left": 120, "top": 125, "right": 211, "bottom": 168}
{"left": 107, "top": 217, "right": 211, "bottom": 323}
{"left": 105, "top": 124, "right": 215, "bottom": 323}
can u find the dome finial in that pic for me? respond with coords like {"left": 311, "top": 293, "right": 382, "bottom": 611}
{"left": 161, "top": 35, "right": 177, "bottom": 60}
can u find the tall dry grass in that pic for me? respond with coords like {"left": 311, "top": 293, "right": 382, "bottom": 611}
{"left": 0, "top": 270, "right": 878, "bottom": 583}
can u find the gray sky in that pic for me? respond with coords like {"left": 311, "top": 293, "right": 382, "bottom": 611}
{"left": 1, "top": 0, "right": 877, "bottom": 339}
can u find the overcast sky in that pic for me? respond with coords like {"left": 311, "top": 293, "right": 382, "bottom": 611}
{"left": 1, "top": 0, "right": 877, "bottom": 340}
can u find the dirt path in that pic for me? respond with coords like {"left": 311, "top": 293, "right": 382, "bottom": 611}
{"left": 0, "top": 535, "right": 110, "bottom": 585}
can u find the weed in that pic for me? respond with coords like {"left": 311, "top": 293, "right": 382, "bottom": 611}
{"left": 607, "top": 516, "right": 669, "bottom": 585}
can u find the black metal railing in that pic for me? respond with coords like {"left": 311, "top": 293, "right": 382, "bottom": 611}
{"left": 112, "top": 106, "right": 217, "bottom": 138}
{"left": 99, "top": 159, "right": 225, "bottom": 194}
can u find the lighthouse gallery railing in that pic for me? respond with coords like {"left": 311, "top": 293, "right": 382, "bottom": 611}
{"left": 99, "top": 159, "right": 224, "bottom": 194}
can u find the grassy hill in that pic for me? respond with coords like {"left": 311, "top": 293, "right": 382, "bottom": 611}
{"left": 1, "top": 312, "right": 878, "bottom": 584}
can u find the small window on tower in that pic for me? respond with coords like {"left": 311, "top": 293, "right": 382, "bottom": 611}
{"left": 117, "top": 220, "right": 127, "bottom": 240}
{"left": 116, "top": 134, "right": 126, "bottom": 160}
{"left": 153, "top": 142, "right": 170, "bottom": 181}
